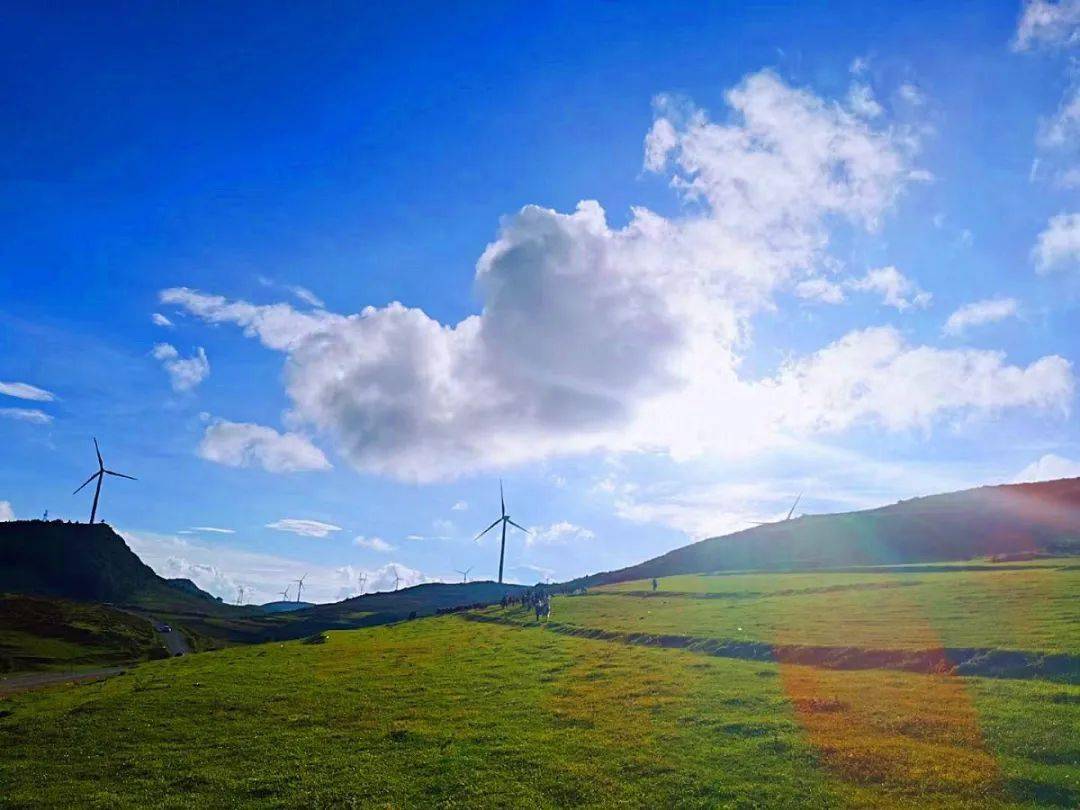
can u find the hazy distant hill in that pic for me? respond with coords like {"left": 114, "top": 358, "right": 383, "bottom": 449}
{"left": 0, "top": 521, "right": 234, "bottom": 614}
{"left": 570, "top": 478, "right": 1080, "bottom": 587}
{"left": 258, "top": 600, "right": 315, "bottom": 613}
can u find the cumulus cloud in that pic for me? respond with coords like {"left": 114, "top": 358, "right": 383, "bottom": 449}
{"left": 0, "top": 407, "right": 52, "bottom": 424}
{"left": 161, "top": 71, "right": 927, "bottom": 480}
{"left": 943, "top": 298, "right": 1020, "bottom": 335}
{"left": 198, "top": 419, "right": 330, "bottom": 473}
{"left": 160, "top": 70, "right": 1071, "bottom": 481}
{"left": 1013, "top": 452, "right": 1080, "bottom": 482}
{"left": 847, "top": 83, "right": 883, "bottom": 118}
{"left": 526, "top": 521, "right": 596, "bottom": 546}
{"left": 152, "top": 343, "right": 210, "bottom": 392}
{"left": 1013, "top": 0, "right": 1080, "bottom": 51}
{"left": 0, "top": 501, "right": 14, "bottom": 521}
{"left": 353, "top": 535, "right": 394, "bottom": 552}
{"left": 1033, "top": 212, "right": 1080, "bottom": 271}
{"left": 265, "top": 518, "right": 342, "bottom": 538}
{"left": 451, "top": 500, "right": 468, "bottom": 511}
{"left": 768, "top": 327, "right": 1072, "bottom": 433}
{"left": 0, "top": 381, "right": 55, "bottom": 402}
{"left": 848, "top": 266, "right": 931, "bottom": 310}
{"left": 152, "top": 312, "right": 174, "bottom": 328}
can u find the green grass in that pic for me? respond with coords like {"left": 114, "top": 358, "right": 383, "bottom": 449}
{"left": 0, "top": 593, "right": 166, "bottom": 673}
{"left": 1, "top": 563, "right": 1077, "bottom": 807}
{"left": 577, "top": 562, "right": 1080, "bottom": 652}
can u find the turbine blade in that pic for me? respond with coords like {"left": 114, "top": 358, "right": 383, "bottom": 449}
{"left": 94, "top": 437, "right": 103, "bottom": 468}
{"left": 500, "top": 480, "right": 505, "bottom": 517}
{"left": 474, "top": 517, "right": 502, "bottom": 541}
{"left": 507, "top": 519, "right": 530, "bottom": 534}
{"left": 73, "top": 471, "right": 100, "bottom": 494}
{"left": 787, "top": 493, "right": 802, "bottom": 521}
{"left": 105, "top": 470, "right": 137, "bottom": 480}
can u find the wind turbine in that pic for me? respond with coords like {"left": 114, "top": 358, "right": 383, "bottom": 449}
{"left": 72, "top": 438, "right": 136, "bottom": 524}
{"left": 393, "top": 569, "right": 402, "bottom": 591}
{"left": 358, "top": 573, "right": 367, "bottom": 595}
{"left": 279, "top": 585, "right": 291, "bottom": 602}
{"left": 454, "top": 566, "right": 473, "bottom": 583}
{"left": 236, "top": 585, "right": 246, "bottom": 606}
{"left": 750, "top": 494, "right": 803, "bottom": 526}
{"left": 475, "top": 481, "right": 529, "bottom": 584}
{"left": 295, "top": 574, "right": 307, "bottom": 603}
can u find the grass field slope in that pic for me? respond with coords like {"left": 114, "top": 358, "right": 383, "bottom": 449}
{"left": 569, "top": 478, "right": 1080, "bottom": 588}
{"left": 2, "top": 560, "right": 1076, "bottom": 807}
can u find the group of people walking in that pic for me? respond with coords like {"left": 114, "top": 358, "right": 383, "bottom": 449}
{"left": 500, "top": 589, "right": 552, "bottom": 620}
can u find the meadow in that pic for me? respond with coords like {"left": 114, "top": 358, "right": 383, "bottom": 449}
{"left": 1, "top": 561, "right": 1077, "bottom": 808}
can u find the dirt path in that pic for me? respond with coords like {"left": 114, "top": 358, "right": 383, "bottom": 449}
{"left": 0, "top": 667, "right": 128, "bottom": 696}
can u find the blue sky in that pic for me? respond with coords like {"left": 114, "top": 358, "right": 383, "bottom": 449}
{"left": 2, "top": 1, "right": 1080, "bottom": 603}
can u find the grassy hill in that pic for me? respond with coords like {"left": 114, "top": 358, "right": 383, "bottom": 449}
{"left": 1, "top": 559, "right": 1076, "bottom": 807}
{"left": 0, "top": 593, "right": 168, "bottom": 673}
{"left": 568, "top": 478, "right": 1080, "bottom": 588}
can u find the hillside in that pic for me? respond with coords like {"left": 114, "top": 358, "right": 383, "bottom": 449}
{"left": 0, "top": 593, "right": 168, "bottom": 673}
{"left": 2, "top": 560, "right": 1076, "bottom": 807}
{"left": 570, "top": 477, "right": 1080, "bottom": 588}
{"left": 0, "top": 521, "right": 236, "bottom": 614}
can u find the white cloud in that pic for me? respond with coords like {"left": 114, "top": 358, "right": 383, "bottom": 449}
{"left": 526, "top": 521, "right": 596, "bottom": 546}
{"left": 353, "top": 535, "right": 394, "bottom": 552}
{"left": 123, "top": 529, "right": 429, "bottom": 603}
{"left": 157, "top": 70, "right": 1076, "bottom": 482}
{"left": 0, "top": 501, "right": 14, "bottom": 521}
{"left": 1038, "top": 83, "right": 1080, "bottom": 148}
{"left": 0, "top": 408, "right": 52, "bottom": 425}
{"left": 1013, "top": 453, "right": 1080, "bottom": 482}
{"left": 848, "top": 266, "right": 931, "bottom": 310}
{"left": 768, "top": 326, "right": 1073, "bottom": 433}
{"left": 190, "top": 526, "right": 235, "bottom": 534}
{"left": 152, "top": 343, "right": 210, "bottom": 392}
{"left": 451, "top": 500, "right": 468, "bottom": 511}
{"left": 943, "top": 298, "right": 1020, "bottom": 336}
{"left": 0, "top": 381, "right": 55, "bottom": 402}
{"left": 794, "top": 277, "right": 846, "bottom": 304}
{"left": 151, "top": 312, "right": 174, "bottom": 328}
{"left": 265, "top": 518, "right": 342, "bottom": 538}
{"left": 1013, "top": 0, "right": 1080, "bottom": 51}
{"left": 198, "top": 419, "right": 330, "bottom": 473}
{"left": 1033, "top": 212, "right": 1080, "bottom": 271}
{"left": 898, "top": 83, "right": 925, "bottom": 106}
{"left": 163, "top": 71, "right": 924, "bottom": 481}
{"left": 847, "top": 83, "right": 883, "bottom": 118}
{"left": 257, "top": 276, "right": 326, "bottom": 308}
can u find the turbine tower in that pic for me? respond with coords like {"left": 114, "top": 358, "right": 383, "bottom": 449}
{"left": 358, "top": 573, "right": 367, "bottom": 595}
{"left": 236, "top": 585, "right": 245, "bottom": 606}
{"left": 475, "top": 481, "right": 529, "bottom": 584}
{"left": 73, "top": 438, "right": 136, "bottom": 524}
{"left": 393, "top": 570, "right": 402, "bottom": 591}
{"left": 785, "top": 493, "right": 802, "bottom": 521}
{"left": 295, "top": 574, "right": 307, "bottom": 603}
{"left": 454, "top": 566, "right": 473, "bottom": 583}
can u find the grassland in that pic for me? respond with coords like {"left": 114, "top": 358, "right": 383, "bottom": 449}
{"left": 1, "top": 561, "right": 1076, "bottom": 807}
{"left": 0, "top": 594, "right": 166, "bottom": 673}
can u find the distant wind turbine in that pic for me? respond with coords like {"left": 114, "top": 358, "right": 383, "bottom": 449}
{"left": 475, "top": 481, "right": 529, "bottom": 584}
{"left": 393, "top": 569, "right": 402, "bottom": 591}
{"left": 750, "top": 494, "right": 803, "bottom": 526}
{"left": 236, "top": 585, "right": 245, "bottom": 606}
{"left": 279, "top": 586, "right": 291, "bottom": 602}
{"left": 295, "top": 574, "right": 307, "bottom": 603}
{"left": 72, "top": 438, "right": 136, "bottom": 524}
{"left": 454, "top": 566, "right": 473, "bottom": 583}
{"left": 358, "top": 573, "right": 367, "bottom": 595}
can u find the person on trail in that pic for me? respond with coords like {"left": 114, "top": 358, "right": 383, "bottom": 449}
{"left": 652, "top": 577, "right": 658, "bottom": 592}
